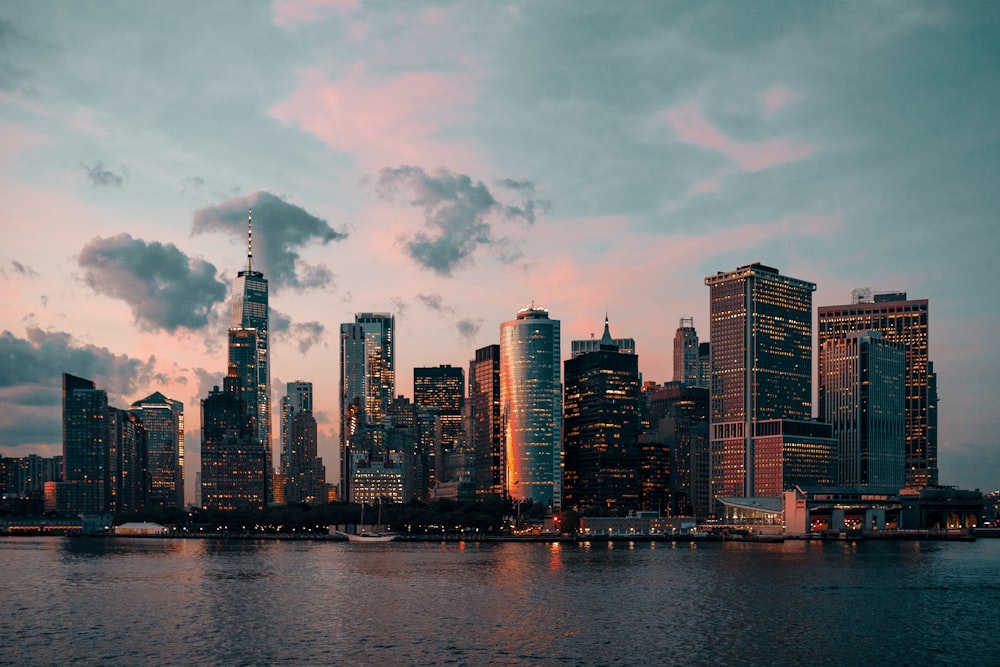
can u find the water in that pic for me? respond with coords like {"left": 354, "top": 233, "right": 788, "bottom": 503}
{"left": 2, "top": 537, "right": 998, "bottom": 666}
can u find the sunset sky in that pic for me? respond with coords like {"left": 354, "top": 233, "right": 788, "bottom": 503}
{"left": 2, "top": 1, "right": 998, "bottom": 500}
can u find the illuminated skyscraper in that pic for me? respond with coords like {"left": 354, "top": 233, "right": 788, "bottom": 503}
{"left": 820, "top": 332, "right": 906, "bottom": 488}
{"left": 469, "top": 344, "right": 503, "bottom": 499}
{"left": 281, "top": 381, "right": 325, "bottom": 504}
{"left": 819, "top": 291, "right": 937, "bottom": 487}
{"left": 228, "top": 212, "right": 271, "bottom": 492}
{"left": 339, "top": 312, "right": 395, "bottom": 501}
{"left": 61, "top": 373, "right": 108, "bottom": 514}
{"left": 500, "top": 305, "right": 562, "bottom": 508}
{"left": 705, "top": 263, "right": 816, "bottom": 499}
{"left": 563, "top": 317, "right": 640, "bottom": 513}
{"left": 672, "top": 318, "right": 700, "bottom": 386}
{"left": 414, "top": 365, "right": 465, "bottom": 485}
{"left": 642, "top": 384, "right": 709, "bottom": 517}
{"left": 130, "top": 392, "right": 184, "bottom": 508}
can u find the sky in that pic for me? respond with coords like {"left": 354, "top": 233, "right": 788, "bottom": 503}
{"left": 1, "top": 1, "right": 998, "bottom": 501}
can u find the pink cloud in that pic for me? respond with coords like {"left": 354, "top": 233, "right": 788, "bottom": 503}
{"left": 272, "top": 0, "right": 357, "bottom": 28}
{"left": 269, "top": 64, "right": 478, "bottom": 170}
{"left": 760, "top": 85, "right": 800, "bottom": 114}
{"left": 663, "top": 102, "right": 816, "bottom": 172}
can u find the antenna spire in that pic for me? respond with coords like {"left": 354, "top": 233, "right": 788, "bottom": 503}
{"left": 247, "top": 208, "right": 253, "bottom": 272}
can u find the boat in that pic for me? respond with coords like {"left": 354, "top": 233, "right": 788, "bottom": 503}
{"left": 340, "top": 500, "right": 398, "bottom": 542}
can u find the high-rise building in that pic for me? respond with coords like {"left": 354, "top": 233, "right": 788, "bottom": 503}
{"left": 62, "top": 373, "right": 108, "bottom": 514}
{"left": 563, "top": 317, "right": 640, "bottom": 513}
{"left": 672, "top": 318, "right": 700, "bottom": 386}
{"left": 500, "top": 305, "right": 562, "bottom": 508}
{"left": 571, "top": 334, "right": 635, "bottom": 358}
{"left": 107, "top": 407, "right": 146, "bottom": 514}
{"left": 642, "top": 383, "right": 709, "bottom": 518}
{"left": 229, "top": 212, "right": 271, "bottom": 494}
{"left": 200, "top": 369, "right": 268, "bottom": 511}
{"left": 705, "top": 263, "right": 816, "bottom": 499}
{"left": 414, "top": 365, "right": 465, "bottom": 484}
{"left": 820, "top": 332, "right": 906, "bottom": 489}
{"left": 339, "top": 312, "right": 395, "bottom": 502}
{"left": 818, "top": 291, "right": 938, "bottom": 487}
{"left": 130, "top": 392, "right": 184, "bottom": 508}
{"left": 469, "top": 344, "right": 503, "bottom": 499}
{"left": 280, "top": 382, "right": 326, "bottom": 504}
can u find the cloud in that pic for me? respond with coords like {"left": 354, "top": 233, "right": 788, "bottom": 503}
{"left": 272, "top": 0, "right": 357, "bottom": 28}
{"left": 182, "top": 175, "right": 205, "bottom": 193}
{"left": 271, "top": 308, "right": 325, "bottom": 353}
{"left": 375, "top": 166, "right": 547, "bottom": 276}
{"left": 760, "top": 85, "right": 800, "bottom": 114}
{"left": 4, "top": 260, "right": 38, "bottom": 278}
{"left": 416, "top": 293, "right": 454, "bottom": 314}
{"left": 456, "top": 317, "right": 482, "bottom": 342}
{"left": 191, "top": 190, "right": 347, "bottom": 292}
{"left": 80, "top": 161, "right": 126, "bottom": 187}
{"left": 78, "top": 233, "right": 226, "bottom": 332}
{"left": 0, "top": 20, "right": 35, "bottom": 94}
{"left": 663, "top": 102, "right": 817, "bottom": 172}
{"left": 389, "top": 297, "right": 408, "bottom": 320}
{"left": 270, "top": 64, "right": 475, "bottom": 168}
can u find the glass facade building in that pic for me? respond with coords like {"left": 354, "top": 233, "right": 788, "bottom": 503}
{"left": 705, "top": 263, "right": 816, "bottom": 499}
{"left": 469, "top": 345, "right": 503, "bottom": 498}
{"left": 500, "top": 306, "right": 562, "bottom": 508}
{"left": 818, "top": 292, "right": 937, "bottom": 487}
{"left": 672, "top": 318, "right": 701, "bottom": 386}
{"left": 130, "top": 392, "right": 184, "bottom": 509}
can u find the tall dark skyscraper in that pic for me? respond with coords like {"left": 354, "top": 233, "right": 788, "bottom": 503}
{"left": 62, "top": 373, "right": 108, "bottom": 514}
{"left": 705, "top": 263, "right": 816, "bottom": 499}
{"left": 501, "top": 305, "right": 562, "bottom": 508}
{"left": 469, "top": 344, "right": 503, "bottom": 499}
{"left": 228, "top": 212, "right": 271, "bottom": 492}
{"left": 642, "top": 384, "right": 709, "bottom": 517}
{"left": 200, "top": 369, "right": 267, "bottom": 511}
{"left": 672, "top": 318, "right": 700, "bottom": 386}
{"left": 820, "top": 332, "right": 906, "bottom": 489}
{"left": 130, "top": 392, "right": 184, "bottom": 508}
{"left": 281, "top": 381, "right": 326, "bottom": 504}
{"left": 414, "top": 365, "right": 465, "bottom": 485}
{"left": 339, "top": 312, "right": 395, "bottom": 502}
{"left": 563, "top": 317, "right": 640, "bottom": 513}
{"left": 819, "top": 290, "right": 937, "bottom": 487}
{"left": 107, "top": 407, "right": 146, "bottom": 514}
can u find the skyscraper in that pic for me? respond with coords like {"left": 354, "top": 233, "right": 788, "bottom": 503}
{"left": 62, "top": 373, "right": 108, "bottom": 514}
{"left": 563, "top": 317, "right": 640, "bottom": 513}
{"left": 469, "top": 344, "right": 503, "bottom": 499}
{"left": 414, "top": 365, "right": 465, "bottom": 485}
{"left": 339, "top": 312, "right": 395, "bottom": 501}
{"left": 818, "top": 291, "right": 936, "bottom": 487}
{"left": 500, "top": 305, "right": 562, "bottom": 508}
{"left": 705, "top": 263, "right": 816, "bottom": 499}
{"left": 281, "top": 381, "right": 326, "bottom": 504}
{"left": 672, "top": 318, "right": 700, "bottom": 386}
{"left": 820, "top": 332, "right": 906, "bottom": 488}
{"left": 130, "top": 392, "right": 184, "bottom": 508}
{"left": 107, "top": 407, "right": 146, "bottom": 514}
{"left": 200, "top": 369, "right": 267, "bottom": 511}
{"left": 642, "top": 383, "right": 710, "bottom": 517}
{"left": 228, "top": 212, "right": 271, "bottom": 494}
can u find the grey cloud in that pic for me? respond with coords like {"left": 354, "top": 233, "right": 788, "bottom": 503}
{"left": 389, "top": 297, "right": 408, "bottom": 320}
{"left": 0, "top": 328, "right": 156, "bottom": 394}
{"left": 6, "top": 260, "right": 38, "bottom": 277}
{"left": 456, "top": 318, "right": 482, "bottom": 342}
{"left": 375, "top": 166, "right": 547, "bottom": 276}
{"left": 182, "top": 175, "right": 205, "bottom": 193}
{"left": 79, "top": 233, "right": 226, "bottom": 332}
{"left": 81, "top": 161, "right": 125, "bottom": 187}
{"left": 416, "top": 293, "right": 454, "bottom": 314}
{"left": 270, "top": 309, "right": 292, "bottom": 334}
{"left": 191, "top": 190, "right": 347, "bottom": 292}
{"left": 290, "top": 321, "right": 325, "bottom": 354}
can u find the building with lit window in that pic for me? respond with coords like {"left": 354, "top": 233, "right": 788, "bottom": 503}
{"left": 130, "top": 392, "right": 184, "bottom": 509}
{"left": 818, "top": 291, "right": 937, "bottom": 487}
{"left": 280, "top": 382, "right": 326, "bottom": 504}
{"left": 469, "top": 344, "right": 503, "bottom": 499}
{"left": 229, "top": 213, "right": 271, "bottom": 495}
{"left": 107, "top": 408, "right": 146, "bottom": 514}
{"left": 500, "top": 305, "right": 562, "bottom": 508}
{"left": 339, "top": 312, "right": 395, "bottom": 502}
{"left": 563, "top": 317, "right": 640, "bottom": 513}
{"left": 642, "top": 383, "right": 709, "bottom": 517}
{"left": 672, "top": 318, "right": 701, "bottom": 386}
{"left": 200, "top": 370, "right": 268, "bottom": 512}
{"left": 61, "top": 373, "right": 108, "bottom": 514}
{"left": 414, "top": 365, "right": 465, "bottom": 480}
{"left": 705, "top": 263, "right": 817, "bottom": 499}
{"left": 820, "top": 332, "right": 905, "bottom": 489}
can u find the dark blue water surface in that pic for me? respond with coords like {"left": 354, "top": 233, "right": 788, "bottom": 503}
{"left": 2, "top": 537, "right": 998, "bottom": 666}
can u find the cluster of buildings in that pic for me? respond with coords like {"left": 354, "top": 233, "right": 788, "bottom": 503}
{"left": 2, "top": 216, "right": 981, "bottom": 532}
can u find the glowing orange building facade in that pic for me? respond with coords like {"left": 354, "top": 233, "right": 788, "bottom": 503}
{"left": 500, "top": 306, "right": 561, "bottom": 508}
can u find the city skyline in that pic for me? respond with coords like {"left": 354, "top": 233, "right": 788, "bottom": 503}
{"left": 1, "top": 2, "right": 998, "bottom": 500}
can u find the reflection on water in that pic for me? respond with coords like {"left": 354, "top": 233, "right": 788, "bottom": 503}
{"left": 1, "top": 537, "right": 998, "bottom": 665}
